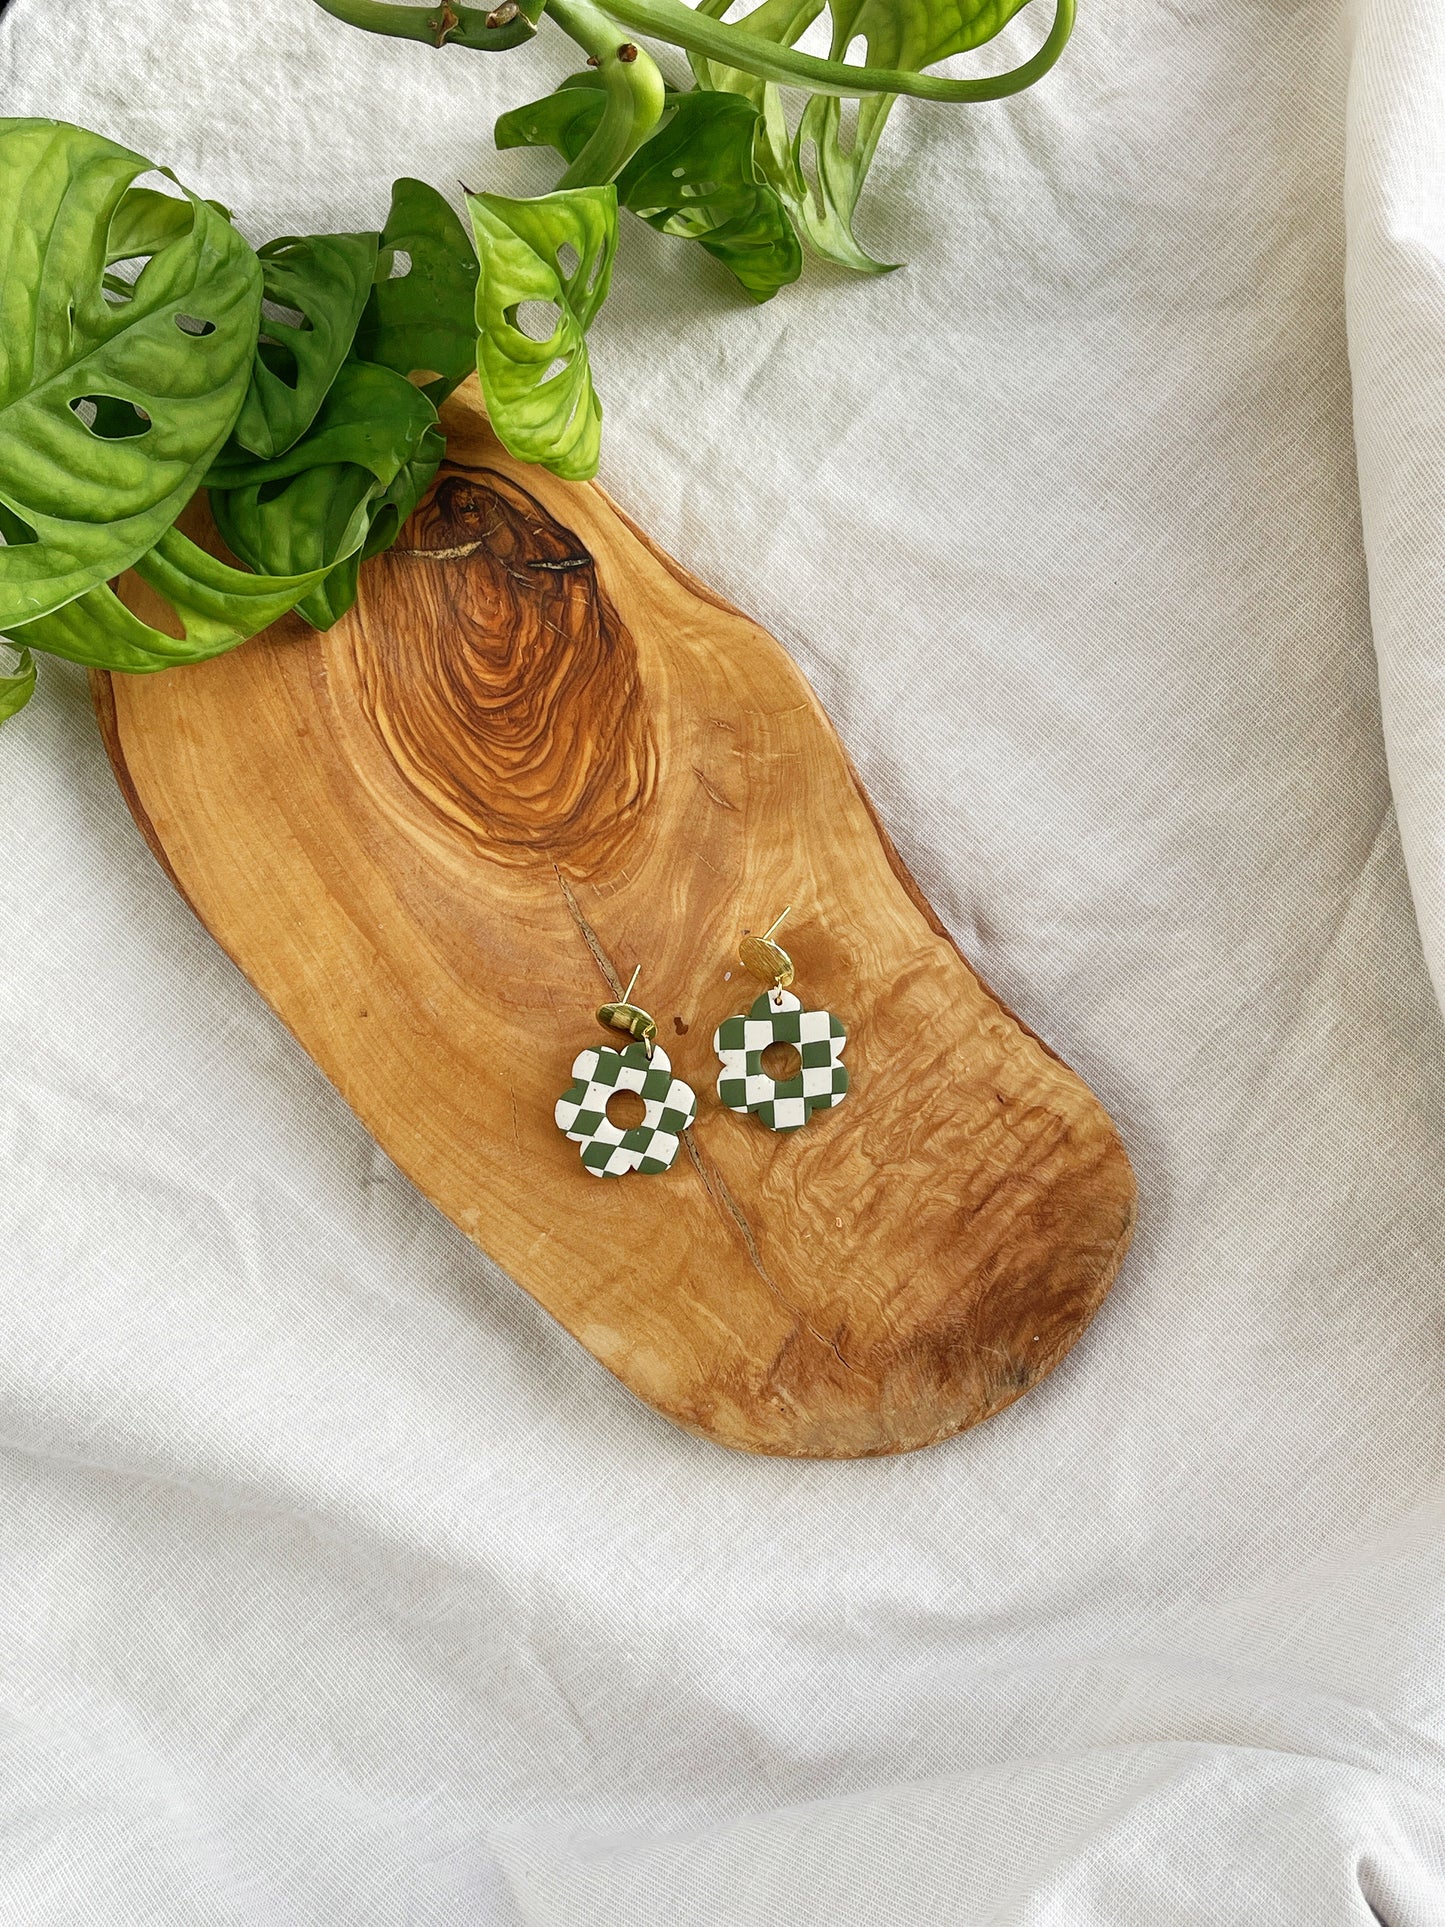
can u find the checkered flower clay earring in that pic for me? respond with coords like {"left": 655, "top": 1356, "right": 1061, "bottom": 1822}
{"left": 714, "top": 909, "right": 849, "bottom": 1134}
{"left": 555, "top": 967, "right": 698, "bottom": 1177}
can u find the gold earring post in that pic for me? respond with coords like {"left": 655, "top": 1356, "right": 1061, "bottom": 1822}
{"left": 739, "top": 908, "right": 796, "bottom": 991}
{"left": 597, "top": 965, "right": 658, "bottom": 1056}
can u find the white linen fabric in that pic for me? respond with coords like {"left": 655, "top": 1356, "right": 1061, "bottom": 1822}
{"left": 3, "top": 0, "right": 1445, "bottom": 1919}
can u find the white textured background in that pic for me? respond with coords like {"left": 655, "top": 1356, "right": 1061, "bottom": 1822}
{"left": 4, "top": 0, "right": 1445, "bottom": 1920}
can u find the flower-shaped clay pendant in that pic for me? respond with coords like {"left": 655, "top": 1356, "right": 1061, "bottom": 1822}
{"left": 555, "top": 1040, "right": 698, "bottom": 1177}
{"left": 714, "top": 989, "right": 849, "bottom": 1133}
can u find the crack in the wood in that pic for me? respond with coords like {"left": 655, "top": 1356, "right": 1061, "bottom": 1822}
{"left": 682, "top": 1125, "right": 714, "bottom": 1196}
{"left": 552, "top": 863, "right": 624, "bottom": 998}
{"left": 691, "top": 766, "right": 738, "bottom": 811}
{"left": 392, "top": 533, "right": 496, "bottom": 561}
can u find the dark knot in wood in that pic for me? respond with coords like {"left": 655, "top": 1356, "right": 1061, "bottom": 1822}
{"left": 353, "top": 466, "right": 656, "bottom": 873}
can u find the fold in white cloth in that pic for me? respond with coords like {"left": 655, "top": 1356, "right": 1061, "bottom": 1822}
{"left": 3, "top": 1, "right": 1444, "bottom": 1920}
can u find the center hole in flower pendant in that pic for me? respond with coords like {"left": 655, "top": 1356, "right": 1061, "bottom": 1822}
{"left": 605, "top": 1089, "right": 648, "bottom": 1131}
{"left": 760, "top": 1041, "right": 803, "bottom": 1083}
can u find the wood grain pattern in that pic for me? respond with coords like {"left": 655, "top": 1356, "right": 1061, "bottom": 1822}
{"left": 95, "top": 382, "right": 1136, "bottom": 1458}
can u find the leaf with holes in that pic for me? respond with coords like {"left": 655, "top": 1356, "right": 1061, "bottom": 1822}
{"left": 0, "top": 119, "right": 262, "bottom": 632}
{"left": 499, "top": 82, "right": 798, "bottom": 302}
{"left": 209, "top": 360, "right": 441, "bottom": 629}
{"left": 802, "top": 0, "right": 1039, "bottom": 272}
{"left": 687, "top": 0, "right": 821, "bottom": 199}
{"left": 5, "top": 523, "right": 346, "bottom": 673}
{"left": 688, "top": 0, "right": 1040, "bottom": 271}
{"left": 789, "top": 95, "right": 898, "bottom": 272}
{"left": 466, "top": 185, "right": 617, "bottom": 482}
{"left": 0, "top": 644, "right": 36, "bottom": 724}
{"left": 233, "top": 230, "right": 380, "bottom": 459}
{"left": 353, "top": 179, "right": 479, "bottom": 407}
{"left": 687, "top": 0, "right": 822, "bottom": 103}
{"left": 618, "top": 92, "right": 801, "bottom": 301}
{"left": 686, "top": 0, "right": 851, "bottom": 265}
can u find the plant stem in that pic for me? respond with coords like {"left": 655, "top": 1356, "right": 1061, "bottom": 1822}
{"left": 311, "top": 0, "right": 542, "bottom": 53}
{"left": 542, "top": 0, "right": 666, "bottom": 184}
{"left": 592, "top": 0, "right": 1074, "bottom": 101}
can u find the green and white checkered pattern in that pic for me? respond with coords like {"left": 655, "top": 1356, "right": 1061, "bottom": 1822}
{"left": 554, "top": 1040, "right": 697, "bottom": 1177}
{"left": 714, "top": 989, "right": 849, "bottom": 1133}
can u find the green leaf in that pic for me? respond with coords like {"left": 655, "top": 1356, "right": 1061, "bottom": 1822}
{"left": 499, "top": 81, "right": 800, "bottom": 302}
{"left": 234, "top": 230, "right": 380, "bottom": 458}
{"left": 793, "top": 0, "right": 1034, "bottom": 266}
{"left": 214, "top": 461, "right": 376, "bottom": 591}
{"left": 0, "top": 119, "right": 262, "bottom": 630}
{"left": 106, "top": 184, "right": 202, "bottom": 261}
{"left": 0, "top": 645, "right": 36, "bottom": 724}
{"left": 209, "top": 360, "right": 441, "bottom": 629}
{"left": 687, "top": 0, "right": 1063, "bottom": 269}
{"left": 495, "top": 73, "right": 608, "bottom": 166}
{"left": 4, "top": 523, "right": 342, "bottom": 673}
{"left": 787, "top": 96, "right": 898, "bottom": 272}
{"left": 689, "top": 0, "right": 875, "bottom": 268}
{"left": 207, "top": 357, "right": 438, "bottom": 491}
{"left": 618, "top": 92, "right": 801, "bottom": 301}
{"left": 290, "top": 424, "right": 445, "bottom": 628}
{"left": 819, "top": 0, "right": 1037, "bottom": 88}
{"left": 688, "top": 0, "right": 822, "bottom": 102}
{"left": 465, "top": 186, "right": 617, "bottom": 482}
{"left": 354, "top": 423, "right": 445, "bottom": 563}
{"left": 353, "top": 179, "right": 480, "bottom": 407}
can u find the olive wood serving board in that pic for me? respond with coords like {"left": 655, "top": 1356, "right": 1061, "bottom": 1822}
{"left": 94, "top": 384, "right": 1136, "bottom": 1458}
